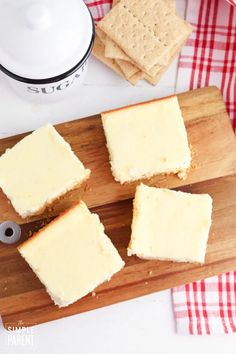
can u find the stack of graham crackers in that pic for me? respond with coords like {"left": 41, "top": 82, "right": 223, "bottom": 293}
{"left": 92, "top": 0, "right": 192, "bottom": 86}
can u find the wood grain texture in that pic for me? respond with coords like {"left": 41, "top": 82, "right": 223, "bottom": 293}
{"left": 1, "top": 174, "right": 236, "bottom": 329}
{"left": 1, "top": 86, "right": 236, "bottom": 329}
{"left": 0, "top": 86, "right": 235, "bottom": 224}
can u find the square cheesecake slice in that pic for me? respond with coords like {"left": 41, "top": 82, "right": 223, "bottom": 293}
{"left": 0, "top": 124, "right": 90, "bottom": 218}
{"left": 101, "top": 96, "right": 191, "bottom": 184}
{"left": 128, "top": 184, "right": 213, "bottom": 264}
{"left": 18, "top": 201, "right": 124, "bottom": 307}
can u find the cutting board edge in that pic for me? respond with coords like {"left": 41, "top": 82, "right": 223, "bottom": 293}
{"left": 2, "top": 254, "right": 236, "bottom": 330}
{"left": 0, "top": 86, "right": 222, "bottom": 142}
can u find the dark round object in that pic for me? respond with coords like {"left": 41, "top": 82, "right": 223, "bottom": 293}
{"left": 0, "top": 221, "right": 21, "bottom": 245}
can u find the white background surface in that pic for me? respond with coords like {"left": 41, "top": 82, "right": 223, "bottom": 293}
{"left": 0, "top": 0, "right": 236, "bottom": 352}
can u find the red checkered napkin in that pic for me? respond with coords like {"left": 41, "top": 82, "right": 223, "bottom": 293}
{"left": 172, "top": 273, "right": 236, "bottom": 334}
{"left": 85, "top": 0, "right": 236, "bottom": 335}
{"left": 176, "top": 0, "right": 236, "bottom": 129}
{"left": 174, "top": 0, "right": 236, "bottom": 334}
{"left": 85, "top": 0, "right": 111, "bottom": 22}
{"left": 227, "top": 0, "right": 236, "bottom": 6}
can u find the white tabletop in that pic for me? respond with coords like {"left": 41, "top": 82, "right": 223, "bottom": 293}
{"left": 1, "top": 1, "right": 236, "bottom": 351}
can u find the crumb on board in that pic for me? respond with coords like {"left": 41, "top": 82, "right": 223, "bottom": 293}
{"left": 92, "top": 291, "right": 96, "bottom": 297}
{"left": 84, "top": 183, "right": 92, "bottom": 192}
{"left": 148, "top": 270, "right": 153, "bottom": 276}
{"left": 145, "top": 281, "right": 148, "bottom": 285}
{"left": 177, "top": 170, "right": 188, "bottom": 180}
{"left": 191, "top": 162, "right": 198, "bottom": 169}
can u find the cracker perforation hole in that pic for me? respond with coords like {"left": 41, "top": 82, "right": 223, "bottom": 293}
{"left": 121, "top": 4, "right": 165, "bottom": 40}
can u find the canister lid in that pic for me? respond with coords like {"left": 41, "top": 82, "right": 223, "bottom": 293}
{"left": 0, "top": 0, "right": 94, "bottom": 80}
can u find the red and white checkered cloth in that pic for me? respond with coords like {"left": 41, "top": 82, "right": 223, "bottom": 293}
{"left": 172, "top": 273, "right": 236, "bottom": 334}
{"left": 85, "top": 0, "right": 111, "bottom": 22}
{"left": 227, "top": 0, "right": 236, "bottom": 6}
{"left": 85, "top": 0, "right": 236, "bottom": 335}
{"left": 174, "top": 0, "right": 236, "bottom": 335}
{"left": 176, "top": 0, "right": 236, "bottom": 130}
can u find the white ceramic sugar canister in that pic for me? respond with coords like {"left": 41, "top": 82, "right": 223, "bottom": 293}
{"left": 0, "top": 0, "right": 94, "bottom": 101}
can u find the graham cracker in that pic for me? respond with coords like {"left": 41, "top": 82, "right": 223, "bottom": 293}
{"left": 129, "top": 71, "right": 145, "bottom": 85}
{"left": 146, "top": 20, "right": 192, "bottom": 78}
{"left": 104, "top": 0, "right": 135, "bottom": 63}
{"left": 124, "top": 0, "right": 191, "bottom": 62}
{"left": 92, "top": 36, "right": 125, "bottom": 80}
{"left": 92, "top": 36, "right": 142, "bottom": 85}
{"left": 105, "top": 37, "right": 131, "bottom": 61}
{"left": 98, "top": 0, "right": 192, "bottom": 71}
{"left": 105, "top": 19, "right": 191, "bottom": 79}
{"left": 98, "top": 3, "right": 166, "bottom": 70}
{"left": 114, "top": 0, "right": 175, "bottom": 10}
{"left": 93, "top": 33, "right": 186, "bottom": 87}
{"left": 95, "top": 0, "right": 190, "bottom": 86}
{"left": 96, "top": 27, "right": 140, "bottom": 81}
{"left": 105, "top": 0, "right": 176, "bottom": 62}
{"left": 112, "top": 0, "right": 120, "bottom": 6}
{"left": 95, "top": 27, "right": 107, "bottom": 45}
{"left": 105, "top": 0, "right": 144, "bottom": 81}
{"left": 103, "top": 0, "right": 179, "bottom": 81}
{"left": 145, "top": 38, "right": 187, "bottom": 85}
{"left": 116, "top": 59, "right": 140, "bottom": 78}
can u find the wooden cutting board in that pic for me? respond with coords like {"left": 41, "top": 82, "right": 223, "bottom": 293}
{"left": 0, "top": 87, "right": 236, "bottom": 224}
{"left": 1, "top": 86, "right": 236, "bottom": 329}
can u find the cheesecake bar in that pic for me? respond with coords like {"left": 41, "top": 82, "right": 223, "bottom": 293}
{"left": 18, "top": 201, "right": 124, "bottom": 307}
{"left": 128, "top": 184, "right": 213, "bottom": 263}
{"left": 0, "top": 124, "right": 90, "bottom": 218}
{"left": 101, "top": 96, "right": 191, "bottom": 184}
